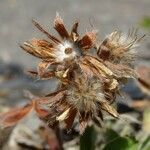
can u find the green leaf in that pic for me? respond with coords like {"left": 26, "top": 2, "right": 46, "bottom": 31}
{"left": 80, "top": 126, "right": 97, "bottom": 150}
{"left": 103, "top": 129, "right": 138, "bottom": 150}
{"left": 105, "top": 129, "right": 119, "bottom": 141}
{"left": 140, "top": 16, "right": 150, "bottom": 29}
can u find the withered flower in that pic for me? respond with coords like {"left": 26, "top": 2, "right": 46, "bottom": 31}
{"left": 45, "top": 73, "right": 119, "bottom": 134}
{"left": 97, "top": 29, "right": 145, "bottom": 65}
{"left": 20, "top": 13, "right": 97, "bottom": 82}
{"left": 1, "top": 14, "right": 144, "bottom": 134}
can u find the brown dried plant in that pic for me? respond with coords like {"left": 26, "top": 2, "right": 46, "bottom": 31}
{"left": 0, "top": 14, "right": 145, "bottom": 134}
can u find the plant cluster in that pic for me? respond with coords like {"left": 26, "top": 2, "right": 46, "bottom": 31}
{"left": 0, "top": 14, "right": 144, "bottom": 134}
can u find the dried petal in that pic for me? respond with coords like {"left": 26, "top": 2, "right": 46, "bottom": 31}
{"left": 105, "top": 61, "right": 137, "bottom": 79}
{"left": 0, "top": 102, "right": 34, "bottom": 128}
{"left": 46, "top": 90, "right": 66, "bottom": 101}
{"left": 85, "top": 56, "right": 113, "bottom": 77}
{"left": 70, "top": 21, "right": 79, "bottom": 41}
{"left": 79, "top": 30, "right": 97, "bottom": 49}
{"left": 56, "top": 108, "right": 70, "bottom": 121}
{"left": 34, "top": 99, "right": 50, "bottom": 118}
{"left": 32, "top": 19, "right": 60, "bottom": 43}
{"left": 54, "top": 13, "right": 69, "bottom": 38}
{"left": 100, "top": 101, "right": 119, "bottom": 118}
{"left": 21, "top": 39, "right": 56, "bottom": 60}
{"left": 64, "top": 108, "right": 77, "bottom": 129}
{"left": 108, "top": 79, "right": 118, "bottom": 90}
{"left": 20, "top": 44, "right": 42, "bottom": 59}
{"left": 78, "top": 61, "right": 94, "bottom": 79}
{"left": 38, "top": 61, "right": 51, "bottom": 77}
{"left": 27, "top": 70, "right": 55, "bottom": 80}
{"left": 40, "top": 71, "right": 55, "bottom": 79}
{"left": 97, "top": 39, "right": 110, "bottom": 61}
{"left": 62, "top": 68, "right": 70, "bottom": 78}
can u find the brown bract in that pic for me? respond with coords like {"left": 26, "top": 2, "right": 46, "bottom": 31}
{"left": 97, "top": 29, "right": 145, "bottom": 65}
{"left": 1, "top": 14, "right": 144, "bottom": 133}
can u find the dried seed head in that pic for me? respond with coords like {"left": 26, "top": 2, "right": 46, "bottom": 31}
{"left": 20, "top": 14, "right": 100, "bottom": 81}
{"left": 55, "top": 41, "right": 77, "bottom": 62}
{"left": 66, "top": 76, "right": 105, "bottom": 112}
{"left": 97, "top": 30, "right": 145, "bottom": 65}
{"left": 14, "top": 14, "right": 144, "bottom": 133}
{"left": 47, "top": 73, "right": 119, "bottom": 133}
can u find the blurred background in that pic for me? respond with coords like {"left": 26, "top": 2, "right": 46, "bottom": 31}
{"left": 0, "top": 0, "right": 150, "bottom": 149}
{"left": 0, "top": 0, "right": 150, "bottom": 67}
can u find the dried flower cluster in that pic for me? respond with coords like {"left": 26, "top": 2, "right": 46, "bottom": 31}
{"left": 0, "top": 14, "right": 144, "bottom": 133}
